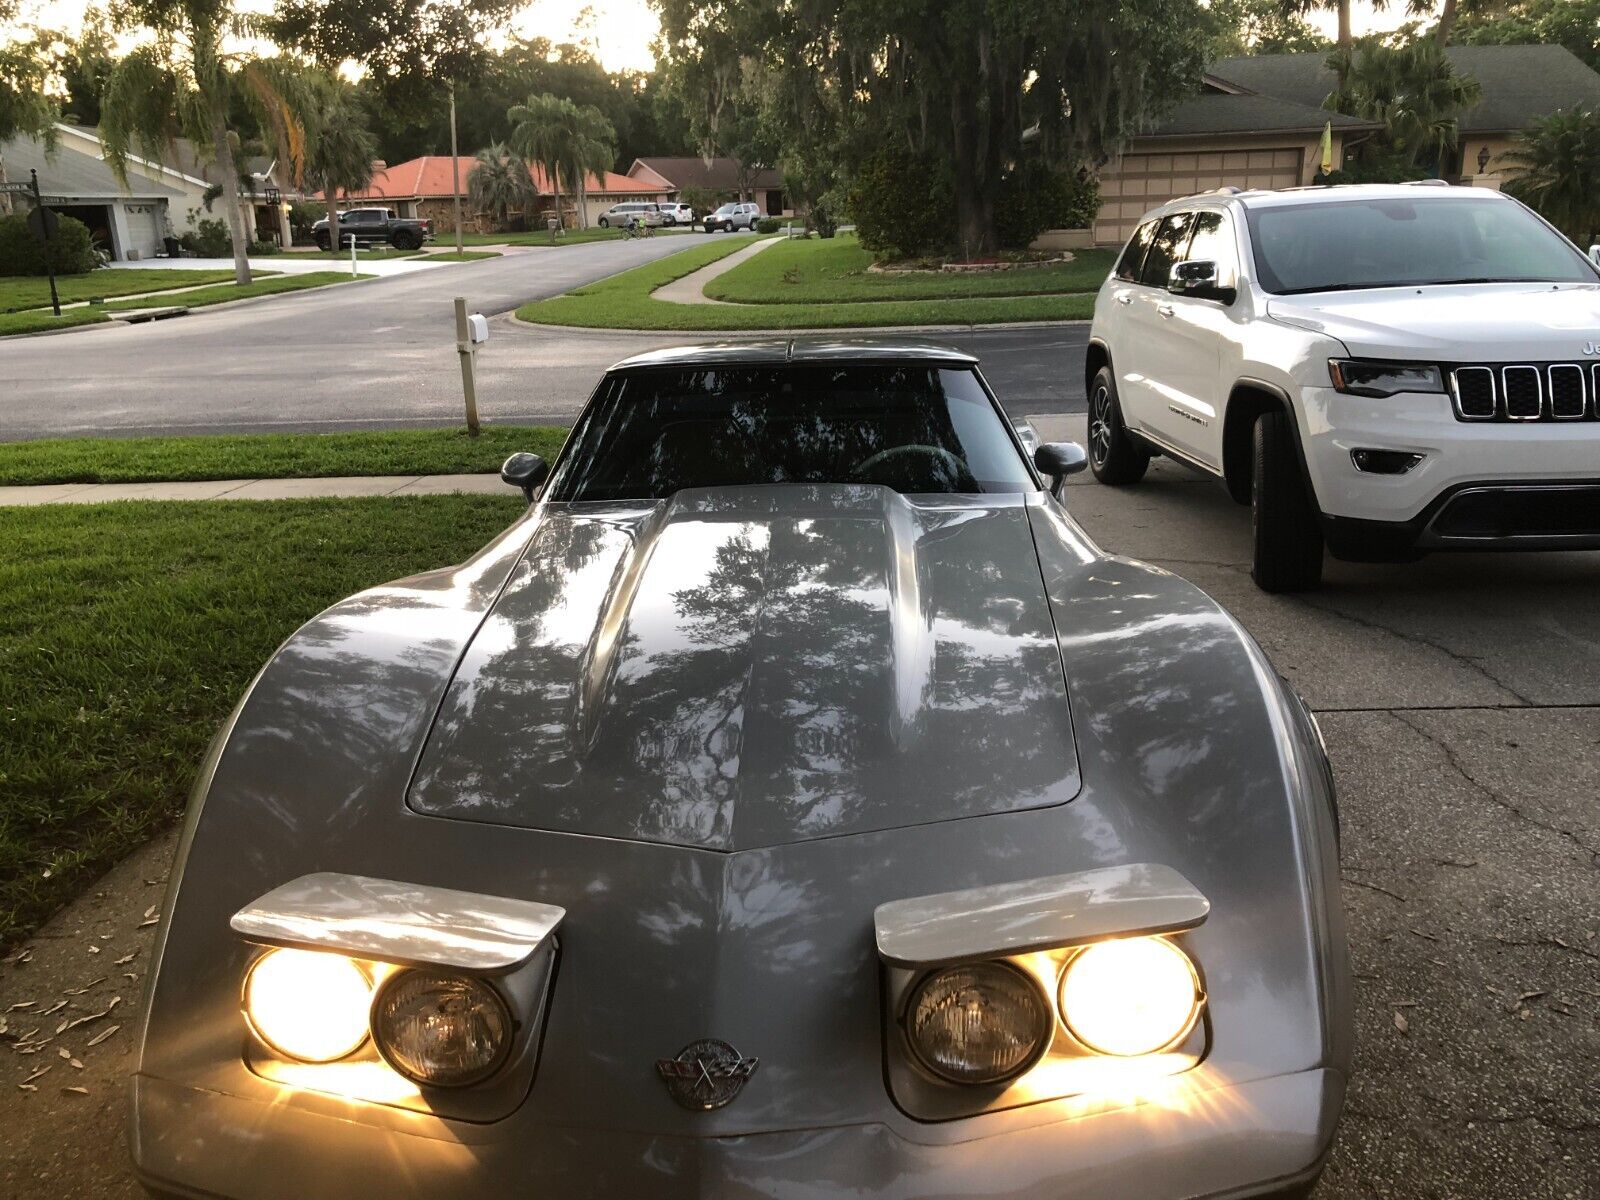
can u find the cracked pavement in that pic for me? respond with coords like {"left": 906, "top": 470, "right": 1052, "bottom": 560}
{"left": 0, "top": 405, "right": 1593, "bottom": 1197}
{"left": 1041, "top": 415, "right": 1600, "bottom": 1199}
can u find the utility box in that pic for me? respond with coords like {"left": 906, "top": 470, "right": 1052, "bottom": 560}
{"left": 466, "top": 313, "right": 489, "bottom": 344}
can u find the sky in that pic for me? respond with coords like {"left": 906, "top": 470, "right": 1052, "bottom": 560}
{"left": 10, "top": 0, "right": 1420, "bottom": 75}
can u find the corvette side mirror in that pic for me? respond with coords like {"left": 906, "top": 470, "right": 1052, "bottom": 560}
{"left": 1034, "top": 442, "right": 1088, "bottom": 499}
{"left": 1590, "top": 244, "right": 1600, "bottom": 268}
{"left": 501, "top": 452, "right": 549, "bottom": 503}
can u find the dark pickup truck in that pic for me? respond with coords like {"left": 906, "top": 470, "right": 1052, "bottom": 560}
{"left": 313, "top": 207, "right": 434, "bottom": 251}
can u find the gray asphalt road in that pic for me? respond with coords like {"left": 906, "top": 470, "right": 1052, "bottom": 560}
{"left": 0, "top": 241, "right": 1087, "bottom": 441}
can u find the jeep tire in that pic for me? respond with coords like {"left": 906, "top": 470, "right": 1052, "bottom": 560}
{"left": 1251, "top": 409, "right": 1324, "bottom": 592}
{"left": 1087, "top": 367, "right": 1150, "bottom": 485}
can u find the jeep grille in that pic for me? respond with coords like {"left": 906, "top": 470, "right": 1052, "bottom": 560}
{"left": 1449, "top": 363, "right": 1596, "bottom": 422}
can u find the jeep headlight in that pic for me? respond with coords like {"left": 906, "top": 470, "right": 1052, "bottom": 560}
{"left": 1058, "top": 937, "right": 1203, "bottom": 1057}
{"left": 1328, "top": 359, "right": 1444, "bottom": 397}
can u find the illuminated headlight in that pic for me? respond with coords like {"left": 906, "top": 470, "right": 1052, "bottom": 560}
{"left": 371, "top": 969, "right": 513, "bottom": 1087}
{"left": 1058, "top": 937, "right": 1203, "bottom": 1057}
{"left": 243, "top": 948, "right": 372, "bottom": 1062}
{"left": 1328, "top": 359, "right": 1444, "bottom": 397}
{"left": 906, "top": 961, "right": 1051, "bottom": 1085}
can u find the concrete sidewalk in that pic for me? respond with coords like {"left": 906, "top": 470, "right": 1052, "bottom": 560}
{"left": 0, "top": 473, "right": 506, "bottom": 507}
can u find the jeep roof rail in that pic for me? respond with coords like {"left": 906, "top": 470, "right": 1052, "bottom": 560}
{"left": 1399, "top": 179, "right": 1452, "bottom": 187}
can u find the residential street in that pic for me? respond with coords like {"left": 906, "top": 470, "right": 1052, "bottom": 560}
{"left": 0, "top": 241, "right": 1088, "bottom": 440}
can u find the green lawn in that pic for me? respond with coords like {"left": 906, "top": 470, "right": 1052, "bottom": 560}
{"left": 516, "top": 236, "right": 1098, "bottom": 329}
{"left": 0, "top": 307, "right": 111, "bottom": 336}
{"left": 707, "top": 236, "right": 1115, "bottom": 302}
{"left": 0, "top": 426, "right": 568, "bottom": 486}
{"left": 421, "top": 250, "right": 502, "bottom": 262}
{"left": 280, "top": 247, "right": 423, "bottom": 261}
{"left": 0, "top": 494, "right": 525, "bottom": 943}
{"left": 103, "top": 271, "right": 368, "bottom": 312}
{"left": 0, "top": 268, "right": 244, "bottom": 313}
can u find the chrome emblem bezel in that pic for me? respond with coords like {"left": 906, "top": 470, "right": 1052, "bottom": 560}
{"left": 656, "top": 1038, "right": 759, "bottom": 1110}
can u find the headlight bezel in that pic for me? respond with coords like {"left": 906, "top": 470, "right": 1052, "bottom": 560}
{"left": 1328, "top": 358, "right": 1446, "bottom": 398}
{"left": 369, "top": 967, "right": 518, "bottom": 1089}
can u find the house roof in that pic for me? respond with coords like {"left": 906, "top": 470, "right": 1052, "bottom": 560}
{"left": 321, "top": 156, "right": 654, "bottom": 201}
{"left": 1, "top": 135, "right": 184, "bottom": 200}
{"left": 1145, "top": 92, "right": 1377, "bottom": 139}
{"left": 1210, "top": 45, "right": 1600, "bottom": 134}
{"left": 628, "top": 156, "right": 784, "bottom": 192}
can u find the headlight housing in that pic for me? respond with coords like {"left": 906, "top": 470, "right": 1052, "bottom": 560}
{"left": 1328, "top": 359, "right": 1444, "bottom": 397}
{"left": 243, "top": 948, "right": 373, "bottom": 1063}
{"left": 905, "top": 961, "right": 1052, "bottom": 1085}
{"left": 371, "top": 969, "right": 514, "bottom": 1087}
{"left": 1058, "top": 936, "right": 1202, "bottom": 1057}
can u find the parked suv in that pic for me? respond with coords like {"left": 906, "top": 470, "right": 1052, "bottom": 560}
{"left": 659, "top": 202, "right": 695, "bottom": 226}
{"left": 1088, "top": 183, "right": 1600, "bottom": 591}
{"left": 597, "top": 202, "right": 662, "bottom": 228}
{"left": 704, "top": 202, "right": 761, "bottom": 233}
{"left": 312, "top": 207, "right": 431, "bottom": 251}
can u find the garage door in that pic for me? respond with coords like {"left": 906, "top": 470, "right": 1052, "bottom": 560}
{"left": 1094, "top": 148, "right": 1304, "bottom": 245}
{"left": 119, "top": 201, "right": 164, "bottom": 261}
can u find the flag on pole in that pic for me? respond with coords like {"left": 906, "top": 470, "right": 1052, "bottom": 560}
{"left": 1320, "top": 121, "right": 1334, "bottom": 176}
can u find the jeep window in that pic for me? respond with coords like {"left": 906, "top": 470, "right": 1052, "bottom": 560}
{"left": 1115, "top": 222, "right": 1157, "bottom": 282}
{"left": 548, "top": 364, "right": 1036, "bottom": 501}
{"left": 1183, "top": 210, "right": 1236, "bottom": 275}
{"left": 1138, "top": 214, "right": 1194, "bottom": 287}
{"left": 1247, "top": 196, "right": 1598, "bottom": 294}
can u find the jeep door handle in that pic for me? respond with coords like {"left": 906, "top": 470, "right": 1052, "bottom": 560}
{"left": 1157, "top": 304, "right": 1175, "bottom": 318}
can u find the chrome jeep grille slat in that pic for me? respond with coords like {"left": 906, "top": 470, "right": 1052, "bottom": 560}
{"left": 1549, "top": 365, "right": 1586, "bottom": 419}
{"left": 1502, "top": 366, "right": 1543, "bottom": 420}
{"left": 1449, "top": 362, "right": 1597, "bottom": 423}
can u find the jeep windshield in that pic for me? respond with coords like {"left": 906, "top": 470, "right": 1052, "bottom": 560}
{"left": 1246, "top": 195, "right": 1598, "bottom": 295}
{"left": 547, "top": 364, "right": 1035, "bottom": 501}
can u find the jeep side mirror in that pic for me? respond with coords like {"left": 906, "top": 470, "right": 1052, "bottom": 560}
{"left": 1034, "top": 442, "right": 1088, "bottom": 499}
{"left": 501, "top": 452, "right": 549, "bottom": 503}
{"left": 1168, "top": 259, "right": 1236, "bottom": 304}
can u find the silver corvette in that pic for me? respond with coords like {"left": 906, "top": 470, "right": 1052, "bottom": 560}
{"left": 131, "top": 341, "right": 1351, "bottom": 1199}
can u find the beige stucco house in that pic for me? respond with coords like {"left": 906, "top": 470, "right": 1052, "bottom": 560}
{"left": 626, "top": 157, "right": 794, "bottom": 218}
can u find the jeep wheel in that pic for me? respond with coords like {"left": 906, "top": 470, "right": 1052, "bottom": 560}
{"left": 1087, "top": 367, "right": 1150, "bottom": 485}
{"left": 1251, "top": 409, "right": 1324, "bottom": 592}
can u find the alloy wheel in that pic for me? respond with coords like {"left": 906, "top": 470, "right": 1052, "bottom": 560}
{"left": 1089, "top": 385, "right": 1113, "bottom": 465}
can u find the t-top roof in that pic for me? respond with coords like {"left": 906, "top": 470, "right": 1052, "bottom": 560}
{"left": 608, "top": 339, "right": 980, "bottom": 372}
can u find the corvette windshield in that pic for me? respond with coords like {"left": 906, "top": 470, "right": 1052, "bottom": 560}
{"left": 547, "top": 363, "right": 1035, "bottom": 501}
{"left": 1246, "top": 196, "right": 1597, "bottom": 295}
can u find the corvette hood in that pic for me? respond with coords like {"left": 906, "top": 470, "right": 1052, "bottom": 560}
{"left": 408, "top": 485, "right": 1079, "bottom": 849}
{"left": 1266, "top": 282, "right": 1600, "bottom": 360}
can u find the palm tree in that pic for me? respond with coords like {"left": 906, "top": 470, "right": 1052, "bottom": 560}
{"left": 569, "top": 106, "right": 617, "bottom": 230}
{"left": 468, "top": 143, "right": 537, "bottom": 231}
{"left": 507, "top": 93, "right": 576, "bottom": 229}
{"left": 1325, "top": 39, "right": 1482, "bottom": 170}
{"left": 101, "top": 1, "right": 307, "bottom": 285}
{"left": 303, "top": 76, "right": 378, "bottom": 252}
{"left": 1502, "top": 107, "right": 1600, "bottom": 245}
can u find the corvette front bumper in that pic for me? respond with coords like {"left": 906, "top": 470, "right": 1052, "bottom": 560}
{"left": 132, "top": 1067, "right": 1343, "bottom": 1200}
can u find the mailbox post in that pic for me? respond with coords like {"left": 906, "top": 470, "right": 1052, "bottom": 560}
{"left": 453, "top": 296, "right": 488, "bottom": 436}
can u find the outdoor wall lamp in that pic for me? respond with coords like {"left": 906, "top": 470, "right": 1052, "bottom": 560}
{"left": 1476, "top": 146, "right": 1491, "bottom": 173}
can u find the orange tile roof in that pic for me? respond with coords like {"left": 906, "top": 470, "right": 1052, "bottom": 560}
{"left": 317, "top": 156, "right": 657, "bottom": 201}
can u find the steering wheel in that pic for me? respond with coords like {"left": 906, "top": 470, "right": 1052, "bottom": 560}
{"left": 851, "top": 444, "right": 978, "bottom": 492}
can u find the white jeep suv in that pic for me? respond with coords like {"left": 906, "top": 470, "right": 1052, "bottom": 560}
{"left": 1087, "top": 183, "right": 1600, "bottom": 591}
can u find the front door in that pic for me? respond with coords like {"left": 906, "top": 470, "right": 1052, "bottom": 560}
{"left": 1117, "top": 212, "right": 1194, "bottom": 440}
{"left": 1149, "top": 209, "right": 1239, "bottom": 468}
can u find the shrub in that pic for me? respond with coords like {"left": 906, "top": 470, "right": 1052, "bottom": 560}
{"left": 180, "top": 216, "right": 231, "bottom": 258}
{"left": 754, "top": 216, "right": 782, "bottom": 234}
{"left": 0, "top": 211, "right": 98, "bottom": 276}
{"left": 995, "top": 163, "right": 1101, "bottom": 249}
{"left": 247, "top": 240, "right": 279, "bottom": 256}
{"left": 288, "top": 202, "right": 322, "bottom": 244}
{"left": 848, "top": 146, "right": 957, "bottom": 259}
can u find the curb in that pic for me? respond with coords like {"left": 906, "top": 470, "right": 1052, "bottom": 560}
{"left": 504, "top": 313, "right": 1093, "bottom": 335}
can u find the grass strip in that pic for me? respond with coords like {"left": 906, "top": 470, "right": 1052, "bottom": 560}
{"left": 103, "top": 271, "right": 367, "bottom": 312}
{"left": 0, "top": 494, "right": 526, "bottom": 944}
{"left": 276, "top": 248, "right": 422, "bottom": 261}
{"left": 516, "top": 237, "right": 1095, "bottom": 329}
{"left": 421, "top": 250, "right": 502, "bottom": 262}
{"left": 0, "top": 307, "right": 111, "bottom": 336}
{"left": 0, "top": 426, "right": 569, "bottom": 487}
{"left": 0, "top": 268, "right": 242, "bottom": 313}
{"left": 706, "top": 236, "right": 1115, "bottom": 303}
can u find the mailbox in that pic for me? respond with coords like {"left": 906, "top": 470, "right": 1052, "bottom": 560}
{"left": 466, "top": 313, "right": 489, "bottom": 345}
